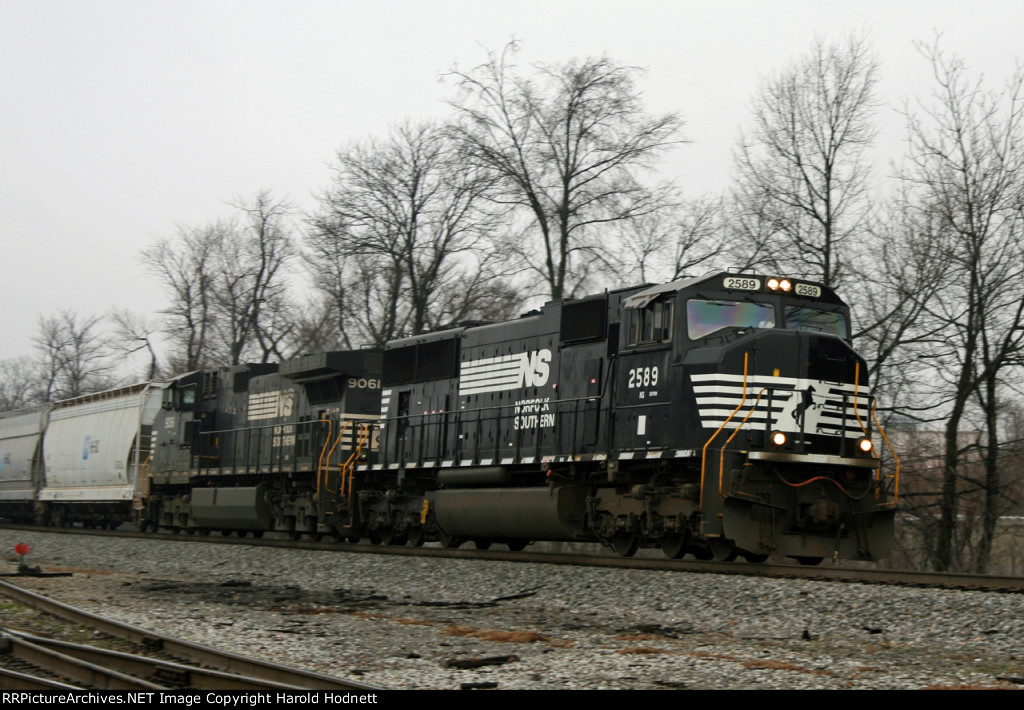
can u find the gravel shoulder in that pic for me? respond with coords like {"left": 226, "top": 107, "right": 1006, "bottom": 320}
{"left": 2, "top": 530, "right": 1022, "bottom": 690}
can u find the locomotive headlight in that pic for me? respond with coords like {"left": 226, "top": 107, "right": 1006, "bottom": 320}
{"left": 779, "top": 278, "right": 793, "bottom": 292}
{"left": 858, "top": 437, "right": 874, "bottom": 453}
{"left": 770, "top": 431, "right": 787, "bottom": 447}
{"left": 767, "top": 277, "right": 780, "bottom": 291}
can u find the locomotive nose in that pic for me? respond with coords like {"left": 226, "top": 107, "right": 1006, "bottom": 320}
{"left": 700, "top": 328, "right": 873, "bottom": 460}
{"left": 725, "top": 328, "right": 861, "bottom": 385}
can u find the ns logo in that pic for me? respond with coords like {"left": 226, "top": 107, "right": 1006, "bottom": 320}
{"left": 519, "top": 349, "right": 552, "bottom": 387}
{"left": 459, "top": 348, "right": 553, "bottom": 396}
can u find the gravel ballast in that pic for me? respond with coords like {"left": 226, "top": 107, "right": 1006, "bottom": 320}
{"left": 2, "top": 530, "right": 1022, "bottom": 690}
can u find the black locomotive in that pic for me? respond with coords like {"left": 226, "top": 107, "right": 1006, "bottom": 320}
{"left": 140, "top": 352, "right": 383, "bottom": 540}
{"left": 139, "top": 272, "right": 898, "bottom": 563}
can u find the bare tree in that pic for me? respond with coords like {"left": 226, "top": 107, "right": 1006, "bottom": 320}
{"left": 109, "top": 308, "right": 162, "bottom": 381}
{"left": 896, "top": 42, "right": 1024, "bottom": 572}
{"left": 142, "top": 222, "right": 224, "bottom": 374}
{"left": 0, "top": 357, "right": 42, "bottom": 411}
{"left": 447, "top": 43, "right": 685, "bottom": 300}
{"left": 854, "top": 188, "right": 952, "bottom": 410}
{"left": 213, "top": 190, "right": 297, "bottom": 364}
{"left": 732, "top": 35, "right": 878, "bottom": 288}
{"left": 308, "top": 122, "right": 515, "bottom": 347}
{"left": 613, "top": 195, "right": 740, "bottom": 285}
{"left": 33, "top": 311, "right": 112, "bottom": 400}
{"left": 286, "top": 296, "right": 352, "bottom": 356}
{"left": 144, "top": 191, "right": 297, "bottom": 371}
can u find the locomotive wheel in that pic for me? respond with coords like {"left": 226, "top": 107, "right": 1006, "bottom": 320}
{"left": 251, "top": 530, "right": 264, "bottom": 539}
{"left": 438, "top": 530, "right": 463, "bottom": 549}
{"left": 303, "top": 516, "right": 321, "bottom": 541}
{"left": 693, "top": 549, "right": 713, "bottom": 560}
{"left": 794, "top": 556, "right": 823, "bottom": 566}
{"left": 610, "top": 532, "right": 639, "bottom": 558}
{"left": 505, "top": 539, "right": 528, "bottom": 552}
{"left": 283, "top": 516, "right": 300, "bottom": 540}
{"left": 473, "top": 539, "right": 492, "bottom": 550}
{"left": 380, "top": 527, "right": 407, "bottom": 546}
{"left": 709, "top": 538, "right": 738, "bottom": 562}
{"left": 407, "top": 528, "right": 425, "bottom": 547}
{"left": 741, "top": 550, "right": 769, "bottom": 563}
{"left": 346, "top": 536, "right": 362, "bottom": 544}
{"left": 660, "top": 532, "right": 690, "bottom": 559}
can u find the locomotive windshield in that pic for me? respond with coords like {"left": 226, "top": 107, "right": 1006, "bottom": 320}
{"left": 686, "top": 300, "right": 775, "bottom": 339}
{"left": 686, "top": 299, "right": 850, "bottom": 340}
{"left": 785, "top": 306, "right": 849, "bottom": 338}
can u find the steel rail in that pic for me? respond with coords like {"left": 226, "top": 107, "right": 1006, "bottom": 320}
{"left": 0, "top": 665, "right": 82, "bottom": 690}
{"left": 0, "top": 579, "right": 383, "bottom": 691}
{"left": 3, "top": 628, "right": 332, "bottom": 690}
{"left": 1, "top": 630, "right": 164, "bottom": 690}
{"left": 4, "top": 523, "right": 1023, "bottom": 593}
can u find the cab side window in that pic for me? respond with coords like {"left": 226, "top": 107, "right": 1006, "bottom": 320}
{"left": 177, "top": 385, "right": 196, "bottom": 411}
{"left": 627, "top": 299, "right": 674, "bottom": 346}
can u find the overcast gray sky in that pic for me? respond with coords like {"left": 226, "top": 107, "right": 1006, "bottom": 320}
{"left": 2, "top": 0, "right": 1022, "bottom": 364}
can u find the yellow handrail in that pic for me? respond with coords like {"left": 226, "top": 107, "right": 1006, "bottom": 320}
{"left": 316, "top": 419, "right": 348, "bottom": 497}
{"left": 341, "top": 422, "right": 372, "bottom": 499}
{"left": 701, "top": 352, "right": 749, "bottom": 507}
{"left": 719, "top": 388, "right": 767, "bottom": 497}
{"left": 853, "top": 363, "right": 900, "bottom": 504}
{"left": 871, "top": 399, "right": 901, "bottom": 505}
{"left": 851, "top": 362, "right": 872, "bottom": 439}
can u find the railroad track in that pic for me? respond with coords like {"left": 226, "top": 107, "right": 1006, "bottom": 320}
{"left": 3, "top": 523, "right": 1023, "bottom": 593}
{"left": 0, "top": 579, "right": 383, "bottom": 692}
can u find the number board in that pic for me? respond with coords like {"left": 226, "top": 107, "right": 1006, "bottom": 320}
{"left": 794, "top": 283, "right": 821, "bottom": 298}
{"left": 722, "top": 276, "right": 761, "bottom": 291}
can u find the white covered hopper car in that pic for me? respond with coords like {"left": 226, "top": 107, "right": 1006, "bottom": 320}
{"left": 0, "top": 383, "right": 163, "bottom": 527}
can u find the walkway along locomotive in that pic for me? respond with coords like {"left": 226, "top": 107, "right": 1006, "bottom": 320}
{"left": 137, "top": 271, "right": 899, "bottom": 563}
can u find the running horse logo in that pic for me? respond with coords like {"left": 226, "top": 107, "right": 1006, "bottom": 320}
{"left": 774, "top": 385, "right": 820, "bottom": 433}
{"left": 793, "top": 385, "right": 818, "bottom": 429}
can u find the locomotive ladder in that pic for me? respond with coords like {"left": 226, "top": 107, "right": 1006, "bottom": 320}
{"left": 316, "top": 418, "right": 373, "bottom": 517}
